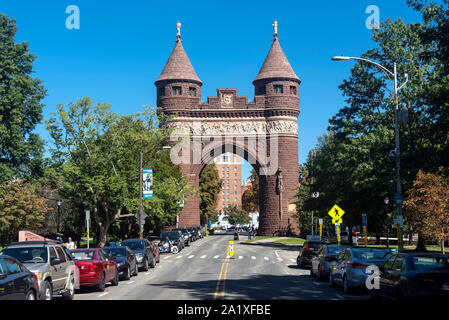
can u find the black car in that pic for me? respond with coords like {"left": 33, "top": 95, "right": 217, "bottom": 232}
{"left": 174, "top": 228, "right": 191, "bottom": 246}
{"left": 195, "top": 226, "right": 204, "bottom": 238}
{"left": 0, "top": 255, "right": 39, "bottom": 300}
{"left": 120, "top": 239, "right": 156, "bottom": 271}
{"left": 372, "top": 252, "right": 449, "bottom": 300}
{"left": 188, "top": 227, "right": 200, "bottom": 241}
{"left": 160, "top": 231, "right": 184, "bottom": 251}
{"left": 102, "top": 246, "right": 138, "bottom": 280}
{"left": 297, "top": 240, "right": 325, "bottom": 269}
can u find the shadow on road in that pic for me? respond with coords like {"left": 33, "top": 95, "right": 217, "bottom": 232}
{"left": 239, "top": 241, "right": 301, "bottom": 252}
{"left": 146, "top": 273, "right": 366, "bottom": 300}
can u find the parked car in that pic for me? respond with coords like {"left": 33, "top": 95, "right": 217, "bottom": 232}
{"left": 297, "top": 240, "right": 325, "bottom": 269}
{"left": 311, "top": 245, "right": 349, "bottom": 280}
{"left": 102, "top": 246, "right": 138, "bottom": 280}
{"left": 195, "top": 226, "right": 204, "bottom": 238}
{"left": 160, "top": 231, "right": 184, "bottom": 252}
{"left": 371, "top": 252, "right": 449, "bottom": 300}
{"left": 120, "top": 239, "right": 156, "bottom": 271}
{"left": 188, "top": 227, "right": 199, "bottom": 241}
{"left": 1, "top": 240, "right": 76, "bottom": 300}
{"left": 70, "top": 248, "right": 119, "bottom": 291}
{"left": 174, "top": 228, "right": 191, "bottom": 247}
{"left": 0, "top": 255, "right": 39, "bottom": 300}
{"left": 329, "top": 247, "right": 391, "bottom": 293}
{"left": 146, "top": 238, "right": 160, "bottom": 263}
{"left": 174, "top": 230, "right": 185, "bottom": 249}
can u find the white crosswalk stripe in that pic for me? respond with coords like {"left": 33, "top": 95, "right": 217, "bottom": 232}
{"left": 214, "top": 255, "right": 219, "bottom": 259}
{"left": 264, "top": 257, "right": 269, "bottom": 261}
{"left": 238, "top": 256, "right": 243, "bottom": 259}
{"left": 200, "top": 255, "right": 207, "bottom": 259}
{"left": 277, "top": 258, "right": 283, "bottom": 261}
{"left": 252, "top": 256, "right": 256, "bottom": 260}
{"left": 188, "top": 255, "right": 195, "bottom": 259}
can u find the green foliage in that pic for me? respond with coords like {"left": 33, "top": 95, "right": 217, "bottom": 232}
{"left": 0, "top": 181, "right": 48, "bottom": 245}
{"left": 199, "top": 163, "right": 222, "bottom": 224}
{"left": 0, "top": 14, "right": 46, "bottom": 182}
{"left": 242, "top": 169, "right": 259, "bottom": 213}
{"left": 224, "top": 204, "right": 251, "bottom": 226}
{"left": 44, "top": 98, "right": 187, "bottom": 246}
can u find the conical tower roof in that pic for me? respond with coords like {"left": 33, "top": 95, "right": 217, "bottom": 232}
{"left": 253, "top": 26, "right": 300, "bottom": 84}
{"left": 156, "top": 37, "right": 202, "bottom": 85}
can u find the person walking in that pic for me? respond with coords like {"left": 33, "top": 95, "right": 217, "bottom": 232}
{"left": 248, "top": 225, "right": 252, "bottom": 240}
{"left": 251, "top": 225, "right": 256, "bottom": 240}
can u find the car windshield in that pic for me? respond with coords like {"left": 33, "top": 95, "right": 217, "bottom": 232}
{"left": 71, "top": 250, "right": 95, "bottom": 261}
{"left": 327, "top": 246, "right": 346, "bottom": 255}
{"left": 1, "top": 247, "right": 48, "bottom": 263}
{"left": 308, "top": 242, "right": 323, "bottom": 250}
{"left": 103, "top": 248, "right": 126, "bottom": 257}
{"left": 121, "top": 241, "right": 144, "bottom": 251}
{"left": 352, "top": 249, "right": 389, "bottom": 260}
{"left": 161, "top": 232, "right": 179, "bottom": 240}
{"left": 412, "top": 255, "right": 449, "bottom": 271}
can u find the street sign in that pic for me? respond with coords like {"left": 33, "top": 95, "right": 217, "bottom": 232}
{"left": 328, "top": 205, "right": 345, "bottom": 224}
{"left": 393, "top": 215, "right": 403, "bottom": 228}
{"left": 143, "top": 168, "right": 153, "bottom": 199}
{"left": 394, "top": 195, "right": 403, "bottom": 205}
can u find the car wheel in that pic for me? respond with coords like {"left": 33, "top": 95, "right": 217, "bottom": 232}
{"left": 96, "top": 273, "right": 106, "bottom": 292}
{"left": 142, "top": 258, "right": 149, "bottom": 271}
{"left": 171, "top": 245, "right": 179, "bottom": 254}
{"left": 343, "top": 275, "right": 351, "bottom": 293}
{"left": 133, "top": 262, "right": 139, "bottom": 276}
{"left": 296, "top": 256, "right": 301, "bottom": 267}
{"left": 111, "top": 270, "right": 119, "bottom": 286}
{"left": 150, "top": 256, "right": 156, "bottom": 268}
{"left": 124, "top": 266, "right": 131, "bottom": 280}
{"left": 62, "top": 274, "right": 75, "bottom": 300}
{"left": 329, "top": 272, "right": 336, "bottom": 288}
{"left": 42, "top": 280, "right": 53, "bottom": 300}
{"left": 26, "top": 289, "right": 37, "bottom": 300}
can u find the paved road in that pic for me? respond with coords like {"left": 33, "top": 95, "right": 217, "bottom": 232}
{"left": 73, "top": 233, "right": 369, "bottom": 300}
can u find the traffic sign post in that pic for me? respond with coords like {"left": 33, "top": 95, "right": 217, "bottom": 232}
{"left": 228, "top": 240, "right": 235, "bottom": 259}
{"left": 362, "top": 214, "right": 368, "bottom": 247}
{"left": 319, "top": 219, "right": 323, "bottom": 239}
{"left": 335, "top": 223, "right": 341, "bottom": 244}
{"left": 85, "top": 210, "right": 90, "bottom": 248}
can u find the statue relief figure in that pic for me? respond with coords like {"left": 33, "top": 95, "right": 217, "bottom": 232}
{"left": 276, "top": 167, "right": 284, "bottom": 194}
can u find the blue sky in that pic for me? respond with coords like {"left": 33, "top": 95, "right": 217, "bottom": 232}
{"left": 1, "top": 0, "right": 422, "bottom": 181}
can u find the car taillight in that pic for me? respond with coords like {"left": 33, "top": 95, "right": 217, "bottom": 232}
{"left": 304, "top": 247, "right": 311, "bottom": 252}
{"left": 32, "top": 274, "right": 39, "bottom": 290}
{"left": 348, "top": 262, "right": 368, "bottom": 269}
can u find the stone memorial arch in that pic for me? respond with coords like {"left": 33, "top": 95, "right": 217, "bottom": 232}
{"left": 155, "top": 21, "right": 301, "bottom": 236}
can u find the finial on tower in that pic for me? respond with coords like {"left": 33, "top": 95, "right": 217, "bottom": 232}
{"left": 176, "top": 21, "right": 182, "bottom": 41}
{"left": 273, "top": 19, "right": 279, "bottom": 39}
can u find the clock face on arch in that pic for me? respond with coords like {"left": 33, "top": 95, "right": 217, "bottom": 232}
{"left": 221, "top": 94, "right": 233, "bottom": 107}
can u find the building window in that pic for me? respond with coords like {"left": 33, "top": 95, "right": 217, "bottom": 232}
{"left": 235, "top": 173, "right": 237, "bottom": 177}
{"left": 235, "top": 197, "right": 237, "bottom": 201}
{"left": 235, "top": 192, "right": 237, "bottom": 195}
{"left": 222, "top": 154, "right": 230, "bottom": 162}
{"left": 273, "top": 85, "right": 283, "bottom": 94}
{"left": 290, "top": 86, "right": 297, "bottom": 95}
{"left": 234, "top": 167, "right": 237, "bottom": 170}
{"left": 159, "top": 87, "right": 166, "bottom": 96}
{"left": 227, "top": 167, "right": 229, "bottom": 171}
{"left": 234, "top": 179, "right": 237, "bottom": 183}
{"left": 189, "top": 87, "right": 197, "bottom": 96}
{"left": 172, "top": 86, "right": 182, "bottom": 95}
{"left": 227, "top": 185, "right": 230, "bottom": 189}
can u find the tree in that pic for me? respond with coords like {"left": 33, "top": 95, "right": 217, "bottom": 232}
{"left": 45, "top": 98, "right": 188, "bottom": 247}
{"left": 224, "top": 204, "right": 251, "bottom": 226}
{"left": 404, "top": 170, "right": 449, "bottom": 253}
{"left": 242, "top": 169, "right": 259, "bottom": 213}
{"left": 0, "top": 14, "right": 46, "bottom": 183}
{"left": 0, "top": 180, "right": 49, "bottom": 245}
{"left": 199, "top": 163, "right": 222, "bottom": 225}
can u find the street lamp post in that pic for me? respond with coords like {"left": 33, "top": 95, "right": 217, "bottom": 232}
{"left": 57, "top": 200, "right": 62, "bottom": 233}
{"left": 384, "top": 196, "right": 390, "bottom": 249}
{"left": 139, "top": 145, "right": 172, "bottom": 239}
{"left": 332, "top": 56, "right": 409, "bottom": 250}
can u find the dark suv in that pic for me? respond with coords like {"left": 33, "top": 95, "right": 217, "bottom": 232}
{"left": 174, "top": 228, "right": 191, "bottom": 246}
{"left": 120, "top": 239, "right": 156, "bottom": 271}
{"left": 297, "top": 240, "right": 325, "bottom": 269}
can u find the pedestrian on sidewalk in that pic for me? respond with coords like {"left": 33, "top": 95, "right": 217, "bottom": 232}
{"left": 251, "top": 225, "right": 256, "bottom": 240}
{"left": 248, "top": 225, "right": 252, "bottom": 240}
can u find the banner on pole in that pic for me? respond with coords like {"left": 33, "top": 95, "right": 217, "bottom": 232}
{"left": 143, "top": 169, "right": 153, "bottom": 199}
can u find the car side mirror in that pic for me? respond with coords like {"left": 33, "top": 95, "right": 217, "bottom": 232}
{"left": 0, "top": 273, "right": 7, "bottom": 280}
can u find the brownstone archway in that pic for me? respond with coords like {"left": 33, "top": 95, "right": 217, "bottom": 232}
{"left": 155, "top": 28, "right": 300, "bottom": 236}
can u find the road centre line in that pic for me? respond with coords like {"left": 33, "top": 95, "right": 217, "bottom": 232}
{"left": 213, "top": 258, "right": 228, "bottom": 299}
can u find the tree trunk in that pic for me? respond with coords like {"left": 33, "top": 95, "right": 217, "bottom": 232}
{"left": 415, "top": 232, "right": 427, "bottom": 252}
{"left": 442, "top": 239, "right": 445, "bottom": 255}
{"left": 98, "top": 224, "right": 109, "bottom": 248}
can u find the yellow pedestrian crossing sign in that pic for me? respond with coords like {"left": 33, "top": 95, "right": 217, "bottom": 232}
{"left": 328, "top": 204, "right": 345, "bottom": 224}
{"left": 228, "top": 240, "right": 235, "bottom": 258}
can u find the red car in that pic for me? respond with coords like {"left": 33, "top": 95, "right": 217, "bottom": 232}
{"left": 147, "top": 237, "right": 160, "bottom": 263}
{"left": 70, "top": 248, "right": 119, "bottom": 292}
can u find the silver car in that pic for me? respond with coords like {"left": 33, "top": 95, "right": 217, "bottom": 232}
{"left": 1, "top": 241, "right": 77, "bottom": 300}
{"left": 329, "top": 247, "right": 390, "bottom": 293}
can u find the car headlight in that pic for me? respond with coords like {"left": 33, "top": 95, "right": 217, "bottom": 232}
{"left": 136, "top": 254, "right": 143, "bottom": 261}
